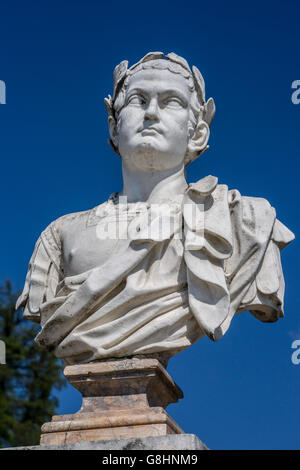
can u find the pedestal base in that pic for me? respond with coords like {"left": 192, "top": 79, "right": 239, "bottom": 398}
{"left": 40, "top": 357, "right": 184, "bottom": 445}
{"left": 4, "top": 434, "right": 208, "bottom": 450}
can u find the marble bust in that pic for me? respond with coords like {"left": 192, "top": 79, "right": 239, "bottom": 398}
{"left": 17, "top": 52, "right": 294, "bottom": 366}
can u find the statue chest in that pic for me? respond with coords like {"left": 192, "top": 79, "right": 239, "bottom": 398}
{"left": 61, "top": 224, "right": 122, "bottom": 276}
{"left": 59, "top": 203, "right": 186, "bottom": 280}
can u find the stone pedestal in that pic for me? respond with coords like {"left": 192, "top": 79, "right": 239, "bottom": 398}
{"left": 5, "top": 434, "right": 207, "bottom": 450}
{"left": 40, "top": 357, "right": 184, "bottom": 445}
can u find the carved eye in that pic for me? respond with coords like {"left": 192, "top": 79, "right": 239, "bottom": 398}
{"left": 163, "top": 97, "right": 183, "bottom": 108}
{"left": 127, "top": 95, "right": 146, "bottom": 106}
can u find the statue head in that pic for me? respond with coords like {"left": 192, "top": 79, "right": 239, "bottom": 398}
{"left": 105, "top": 52, "right": 215, "bottom": 170}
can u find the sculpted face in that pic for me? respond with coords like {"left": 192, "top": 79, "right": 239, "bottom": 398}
{"left": 112, "top": 68, "right": 193, "bottom": 171}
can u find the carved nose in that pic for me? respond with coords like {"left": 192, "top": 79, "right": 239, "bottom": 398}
{"left": 144, "top": 99, "right": 159, "bottom": 120}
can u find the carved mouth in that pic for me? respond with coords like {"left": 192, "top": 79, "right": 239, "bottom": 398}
{"left": 140, "top": 127, "right": 163, "bottom": 136}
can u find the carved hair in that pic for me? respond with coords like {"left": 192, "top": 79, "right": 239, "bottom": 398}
{"left": 105, "top": 52, "right": 216, "bottom": 166}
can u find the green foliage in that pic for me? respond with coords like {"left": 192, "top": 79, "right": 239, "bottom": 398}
{"left": 0, "top": 280, "right": 66, "bottom": 447}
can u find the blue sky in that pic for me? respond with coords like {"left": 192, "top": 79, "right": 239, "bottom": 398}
{"left": 0, "top": 0, "right": 299, "bottom": 450}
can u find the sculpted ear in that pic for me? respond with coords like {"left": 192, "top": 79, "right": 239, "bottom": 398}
{"left": 188, "top": 120, "right": 210, "bottom": 156}
{"left": 108, "top": 115, "right": 119, "bottom": 148}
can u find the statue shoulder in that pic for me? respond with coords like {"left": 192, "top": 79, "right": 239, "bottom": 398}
{"left": 15, "top": 202, "right": 106, "bottom": 320}
{"left": 45, "top": 203, "right": 106, "bottom": 243}
{"left": 227, "top": 187, "right": 276, "bottom": 213}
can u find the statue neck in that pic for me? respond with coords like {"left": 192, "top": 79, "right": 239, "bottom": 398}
{"left": 120, "top": 161, "right": 188, "bottom": 204}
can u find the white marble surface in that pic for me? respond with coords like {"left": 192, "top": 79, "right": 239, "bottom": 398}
{"left": 17, "top": 52, "right": 295, "bottom": 365}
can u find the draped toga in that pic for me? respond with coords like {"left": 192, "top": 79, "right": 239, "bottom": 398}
{"left": 16, "top": 175, "right": 294, "bottom": 365}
